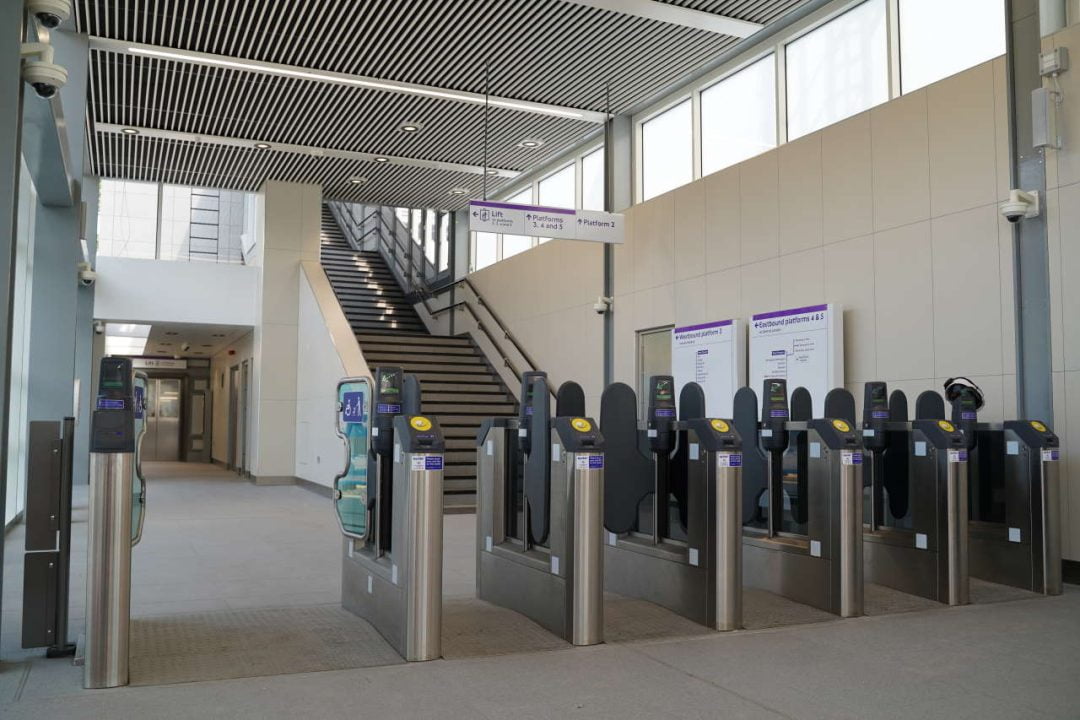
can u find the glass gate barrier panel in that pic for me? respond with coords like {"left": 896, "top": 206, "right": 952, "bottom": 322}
{"left": 334, "top": 378, "right": 372, "bottom": 540}
{"left": 131, "top": 373, "right": 148, "bottom": 545}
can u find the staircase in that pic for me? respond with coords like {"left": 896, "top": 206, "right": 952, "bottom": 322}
{"left": 320, "top": 205, "right": 517, "bottom": 511}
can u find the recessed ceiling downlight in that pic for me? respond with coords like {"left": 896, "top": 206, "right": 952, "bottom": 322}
{"left": 399, "top": 122, "right": 423, "bottom": 133}
{"left": 120, "top": 127, "right": 139, "bottom": 135}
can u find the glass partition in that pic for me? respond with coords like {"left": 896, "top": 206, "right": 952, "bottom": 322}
{"left": 335, "top": 379, "right": 371, "bottom": 539}
{"left": 132, "top": 373, "right": 148, "bottom": 545}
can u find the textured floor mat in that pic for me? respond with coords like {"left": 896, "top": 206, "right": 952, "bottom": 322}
{"left": 441, "top": 598, "right": 569, "bottom": 659}
{"left": 742, "top": 588, "right": 836, "bottom": 630}
{"left": 129, "top": 605, "right": 404, "bottom": 686}
{"left": 864, "top": 583, "right": 944, "bottom": 616}
{"left": 970, "top": 577, "right": 1041, "bottom": 604}
{"left": 604, "top": 594, "right": 714, "bottom": 644}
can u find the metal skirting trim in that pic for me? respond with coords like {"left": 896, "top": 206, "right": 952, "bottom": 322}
{"left": 128, "top": 606, "right": 404, "bottom": 686}
{"left": 296, "top": 477, "right": 334, "bottom": 498}
{"left": 250, "top": 475, "right": 298, "bottom": 486}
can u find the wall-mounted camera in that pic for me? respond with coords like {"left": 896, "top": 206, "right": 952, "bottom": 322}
{"left": 77, "top": 261, "right": 96, "bottom": 287}
{"left": 27, "top": 0, "right": 71, "bottom": 29}
{"left": 999, "top": 189, "right": 1040, "bottom": 224}
{"left": 20, "top": 41, "right": 68, "bottom": 99}
{"left": 593, "top": 296, "right": 613, "bottom": 315}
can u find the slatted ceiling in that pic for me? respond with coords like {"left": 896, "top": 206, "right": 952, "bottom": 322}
{"left": 75, "top": 0, "right": 810, "bottom": 111}
{"left": 90, "top": 133, "right": 513, "bottom": 210}
{"left": 88, "top": 51, "right": 594, "bottom": 168}
{"left": 77, "top": 0, "right": 810, "bottom": 208}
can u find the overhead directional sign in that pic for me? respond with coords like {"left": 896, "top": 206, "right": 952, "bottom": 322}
{"left": 468, "top": 200, "right": 624, "bottom": 244}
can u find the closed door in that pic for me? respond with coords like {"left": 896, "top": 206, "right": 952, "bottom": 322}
{"left": 144, "top": 378, "right": 183, "bottom": 461}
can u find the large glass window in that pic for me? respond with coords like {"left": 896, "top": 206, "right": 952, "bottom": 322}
{"left": 899, "top": 0, "right": 1005, "bottom": 93}
{"left": 474, "top": 231, "right": 498, "bottom": 271}
{"left": 438, "top": 212, "right": 450, "bottom": 271}
{"left": 641, "top": 99, "right": 693, "bottom": 200}
{"left": 538, "top": 164, "right": 575, "bottom": 209}
{"left": 701, "top": 55, "right": 777, "bottom": 175}
{"left": 424, "top": 209, "right": 437, "bottom": 265}
{"left": 98, "top": 180, "right": 250, "bottom": 263}
{"left": 499, "top": 188, "right": 533, "bottom": 259}
{"left": 97, "top": 179, "right": 159, "bottom": 259}
{"left": 581, "top": 147, "right": 605, "bottom": 211}
{"left": 785, "top": 0, "right": 888, "bottom": 140}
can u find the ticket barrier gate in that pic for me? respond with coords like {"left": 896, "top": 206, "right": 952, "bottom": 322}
{"left": 85, "top": 357, "right": 138, "bottom": 688}
{"left": 733, "top": 380, "right": 863, "bottom": 617}
{"left": 600, "top": 377, "right": 743, "bottom": 631}
{"left": 475, "top": 374, "right": 605, "bottom": 646}
{"left": 950, "top": 393, "right": 1062, "bottom": 595}
{"left": 842, "top": 383, "right": 970, "bottom": 605}
{"left": 334, "top": 367, "right": 444, "bottom": 661}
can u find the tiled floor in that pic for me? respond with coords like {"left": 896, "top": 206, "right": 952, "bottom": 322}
{"left": 2, "top": 462, "right": 1078, "bottom": 719}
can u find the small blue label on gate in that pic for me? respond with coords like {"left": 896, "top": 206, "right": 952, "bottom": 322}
{"left": 589, "top": 455, "right": 604, "bottom": 469}
{"left": 655, "top": 409, "right": 675, "bottom": 417}
{"left": 96, "top": 398, "right": 125, "bottom": 410}
{"left": 376, "top": 403, "right": 401, "bottom": 414}
{"left": 134, "top": 386, "right": 145, "bottom": 419}
{"left": 770, "top": 409, "right": 788, "bottom": 418}
{"left": 871, "top": 411, "right": 889, "bottom": 419}
{"left": 425, "top": 456, "right": 444, "bottom": 470}
{"left": 961, "top": 411, "right": 977, "bottom": 420}
{"left": 342, "top": 392, "right": 366, "bottom": 424}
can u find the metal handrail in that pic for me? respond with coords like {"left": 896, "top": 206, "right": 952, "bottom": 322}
{"left": 329, "top": 201, "right": 548, "bottom": 397}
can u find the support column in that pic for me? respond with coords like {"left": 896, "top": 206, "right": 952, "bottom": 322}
{"left": 249, "top": 181, "right": 322, "bottom": 484}
{"left": 1006, "top": 0, "right": 1054, "bottom": 422}
{"left": 603, "top": 115, "right": 632, "bottom": 388}
{"left": 0, "top": 0, "right": 26, "bottom": 638}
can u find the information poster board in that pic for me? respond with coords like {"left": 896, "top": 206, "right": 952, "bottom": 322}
{"left": 748, "top": 304, "right": 843, "bottom": 417}
{"left": 671, "top": 319, "right": 745, "bottom": 418}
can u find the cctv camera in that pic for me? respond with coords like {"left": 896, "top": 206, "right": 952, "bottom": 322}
{"left": 93, "top": 321, "right": 105, "bottom": 335}
{"left": 77, "top": 262, "right": 96, "bottom": 286}
{"left": 593, "top": 296, "right": 612, "bottom": 315}
{"left": 999, "top": 189, "right": 1040, "bottom": 224}
{"left": 20, "top": 42, "right": 67, "bottom": 99}
{"left": 27, "top": 0, "right": 71, "bottom": 29}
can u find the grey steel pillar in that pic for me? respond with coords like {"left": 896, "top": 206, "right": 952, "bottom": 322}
{"left": 1006, "top": 0, "right": 1054, "bottom": 423}
{"left": 0, "top": 0, "right": 26, "bottom": 640}
{"left": 839, "top": 456, "right": 864, "bottom": 618}
{"left": 715, "top": 453, "right": 743, "bottom": 631}
{"left": 571, "top": 459, "right": 604, "bottom": 646}
{"left": 1041, "top": 457, "right": 1062, "bottom": 595}
{"left": 402, "top": 453, "right": 443, "bottom": 661}
{"left": 602, "top": 115, "right": 632, "bottom": 387}
{"left": 946, "top": 456, "right": 971, "bottom": 606}
{"left": 84, "top": 453, "right": 135, "bottom": 688}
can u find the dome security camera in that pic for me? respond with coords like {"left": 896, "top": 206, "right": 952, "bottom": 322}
{"left": 27, "top": 0, "right": 71, "bottom": 29}
{"left": 77, "top": 262, "right": 96, "bottom": 286}
{"left": 20, "top": 41, "right": 68, "bottom": 99}
{"left": 999, "top": 189, "right": 1040, "bottom": 224}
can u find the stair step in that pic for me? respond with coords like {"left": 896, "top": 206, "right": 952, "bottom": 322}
{"left": 408, "top": 372, "right": 502, "bottom": 383}
{"left": 366, "top": 354, "right": 487, "bottom": 367}
{"left": 359, "top": 343, "right": 479, "bottom": 357}
{"left": 355, "top": 333, "right": 472, "bottom": 347}
{"left": 423, "top": 403, "right": 516, "bottom": 415}
{"left": 424, "top": 390, "right": 513, "bottom": 402}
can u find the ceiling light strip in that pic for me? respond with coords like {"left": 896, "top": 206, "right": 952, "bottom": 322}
{"left": 96, "top": 123, "right": 521, "bottom": 179}
{"left": 558, "top": 0, "right": 763, "bottom": 38}
{"left": 89, "top": 36, "right": 607, "bottom": 124}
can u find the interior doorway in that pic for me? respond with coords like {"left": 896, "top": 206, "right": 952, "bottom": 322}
{"left": 142, "top": 378, "right": 183, "bottom": 461}
{"left": 226, "top": 361, "right": 250, "bottom": 475}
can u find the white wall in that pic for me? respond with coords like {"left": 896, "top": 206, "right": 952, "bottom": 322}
{"left": 248, "top": 181, "right": 322, "bottom": 482}
{"left": 294, "top": 263, "right": 371, "bottom": 487}
{"left": 94, "top": 256, "right": 258, "bottom": 325}
{"left": 1043, "top": 22, "right": 1080, "bottom": 563}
